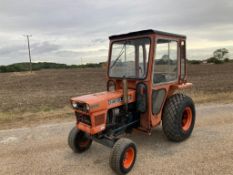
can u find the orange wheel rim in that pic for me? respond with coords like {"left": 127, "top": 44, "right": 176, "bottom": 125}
{"left": 123, "top": 147, "right": 135, "bottom": 169}
{"left": 182, "top": 107, "right": 192, "bottom": 131}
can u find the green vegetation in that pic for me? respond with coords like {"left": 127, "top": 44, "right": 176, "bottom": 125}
{"left": 187, "top": 60, "right": 202, "bottom": 64}
{"left": 213, "top": 48, "right": 229, "bottom": 60}
{"left": 206, "top": 57, "right": 224, "bottom": 64}
{"left": 188, "top": 58, "right": 231, "bottom": 65}
{"left": 206, "top": 48, "right": 230, "bottom": 64}
{"left": 0, "top": 62, "right": 102, "bottom": 73}
{"left": 188, "top": 48, "right": 231, "bottom": 65}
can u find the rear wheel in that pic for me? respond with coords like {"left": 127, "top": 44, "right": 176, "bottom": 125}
{"left": 110, "top": 138, "right": 137, "bottom": 175}
{"left": 68, "top": 126, "right": 92, "bottom": 153}
{"left": 162, "top": 93, "right": 195, "bottom": 142}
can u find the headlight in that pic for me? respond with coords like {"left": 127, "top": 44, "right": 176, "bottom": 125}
{"left": 86, "top": 104, "right": 90, "bottom": 111}
{"left": 72, "top": 102, "right": 78, "bottom": 108}
{"left": 71, "top": 101, "right": 90, "bottom": 113}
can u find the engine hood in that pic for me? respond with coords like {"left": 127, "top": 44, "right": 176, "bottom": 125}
{"left": 71, "top": 89, "right": 136, "bottom": 113}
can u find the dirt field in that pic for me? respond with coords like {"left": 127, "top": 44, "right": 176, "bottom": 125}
{"left": 184, "top": 63, "right": 233, "bottom": 103}
{"left": 0, "top": 68, "right": 105, "bottom": 128}
{"left": 0, "top": 63, "right": 233, "bottom": 128}
{"left": 0, "top": 104, "right": 232, "bottom": 175}
{"left": 0, "top": 63, "right": 233, "bottom": 175}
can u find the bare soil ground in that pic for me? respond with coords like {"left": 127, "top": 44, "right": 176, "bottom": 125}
{"left": 0, "top": 63, "right": 232, "bottom": 129}
{"left": 0, "top": 64, "right": 232, "bottom": 174}
{"left": 184, "top": 63, "right": 233, "bottom": 103}
{"left": 0, "top": 68, "right": 105, "bottom": 128}
{"left": 0, "top": 104, "right": 232, "bottom": 175}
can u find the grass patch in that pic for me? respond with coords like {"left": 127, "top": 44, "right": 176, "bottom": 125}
{"left": 181, "top": 91, "right": 233, "bottom": 104}
{"left": 0, "top": 106, "right": 74, "bottom": 129}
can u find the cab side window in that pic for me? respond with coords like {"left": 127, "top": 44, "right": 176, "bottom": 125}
{"left": 153, "top": 39, "right": 178, "bottom": 84}
{"left": 138, "top": 44, "right": 149, "bottom": 77}
{"left": 180, "top": 40, "right": 186, "bottom": 80}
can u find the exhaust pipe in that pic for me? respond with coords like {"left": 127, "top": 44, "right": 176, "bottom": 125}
{"left": 122, "top": 76, "right": 128, "bottom": 111}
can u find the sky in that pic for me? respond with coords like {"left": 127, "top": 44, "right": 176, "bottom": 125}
{"left": 0, "top": 0, "right": 232, "bottom": 65}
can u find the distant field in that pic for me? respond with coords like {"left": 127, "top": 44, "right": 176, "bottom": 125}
{"left": 184, "top": 62, "right": 233, "bottom": 103}
{"left": 0, "top": 63, "right": 232, "bottom": 128}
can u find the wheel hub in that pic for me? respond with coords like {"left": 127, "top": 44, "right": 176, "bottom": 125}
{"left": 182, "top": 107, "right": 192, "bottom": 131}
{"left": 123, "top": 147, "right": 135, "bottom": 169}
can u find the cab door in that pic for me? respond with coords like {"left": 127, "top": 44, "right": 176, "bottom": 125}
{"left": 151, "top": 37, "right": 179, "bottom": 126}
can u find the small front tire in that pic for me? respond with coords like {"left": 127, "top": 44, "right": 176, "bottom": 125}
{"left": 68, "top": 126, "right": 92, "bottom": 153}
{"left": 110, "top": 138, "right": 137, "bottom": 175}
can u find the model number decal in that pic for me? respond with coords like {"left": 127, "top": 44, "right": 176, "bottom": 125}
{"left": 108, "top": 96, "right": 132, "bottom": 105}
{"left": 90, "top": 104, "right": 99, "bottom": 109}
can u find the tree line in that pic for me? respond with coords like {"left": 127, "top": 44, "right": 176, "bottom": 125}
{"left": 0, "top": 62, "right": 102, "bottom": 73}
{"left": 188, "top": 48, "right": 231, "bottom": 64}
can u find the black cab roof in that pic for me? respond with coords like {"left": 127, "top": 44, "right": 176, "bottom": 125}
{"left": 109, "top": 29, "right": 186, "bottom": 40}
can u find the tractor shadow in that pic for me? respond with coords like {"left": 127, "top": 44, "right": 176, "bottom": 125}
{"left": 128, "top": 126, "right": 185, "bottom": 157}
{"left": 64, "top": 126, "right": 194, "bottom": 175}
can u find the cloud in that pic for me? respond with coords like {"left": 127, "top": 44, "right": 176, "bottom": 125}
{"left": 31, "top": 42, "right": 60, "bottom": 54}
{"left": 54, "top": 48, "right": 108, "bottom": 64}
{"left": 0, "top": 45, "right": 25, "bottom": 56}
{"left": 0, "top": 0, "right": 232, "bottom": 65}
{"left": 188, "top": 46, "right": 233, "bottom": 60}
{"left": 91, "top": 38, "right": 106, "bottom": 44}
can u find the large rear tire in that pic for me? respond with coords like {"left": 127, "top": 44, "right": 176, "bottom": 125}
{"left": 68, "top": 126, "right": 92, "bottom": 153}
{"left": 162, "top": 93, "right": 195, "bottom": 142}
{"left": 109, "top": 138, "right": 137, "bottom": 175}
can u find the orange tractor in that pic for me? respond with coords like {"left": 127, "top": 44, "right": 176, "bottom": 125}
{"left": 68, "top": 29, "right": 195, "bottom": 174}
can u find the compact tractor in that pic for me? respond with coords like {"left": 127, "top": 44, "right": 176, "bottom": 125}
{"left": 68, "top": 29, "right": 195, "bottom": 174}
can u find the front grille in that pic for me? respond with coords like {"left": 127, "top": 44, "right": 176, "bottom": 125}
{"left": 95, "top": 114, "right": 105, "bottom": 126}
{"left": 76, "top": 112, "right": 91, "bottom": 125}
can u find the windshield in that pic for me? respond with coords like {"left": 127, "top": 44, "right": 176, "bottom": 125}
{"left": 109, "top": 38, "right": 150, "bottom": 79}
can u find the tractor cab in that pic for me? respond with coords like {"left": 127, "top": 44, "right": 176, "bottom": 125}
{"left": 69, "top": 30, "right": 195, "bottom": 175}
{"left": 107, "top": 30, "right": 191, "bottom": 130}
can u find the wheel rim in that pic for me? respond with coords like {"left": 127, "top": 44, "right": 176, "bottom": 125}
{"left": 78, "top": 132, "right": 90, "bottom": 147}
{"left": 123, "top": 147, "right": 135, "bottom": 169}
{"left": 79, "top": 139, "right": 90, "bottom": 147}
{"left": 182, "top": 107, "right": 192, "bottom": 131}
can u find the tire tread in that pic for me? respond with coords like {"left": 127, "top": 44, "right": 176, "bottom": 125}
{"left": 109, "top": 138, "right": 137, "bottom": 175}
{"left": 162, "top": 93, "right": 195, "bottom": 142}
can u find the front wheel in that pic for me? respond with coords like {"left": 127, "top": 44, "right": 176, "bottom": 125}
{"left": 68, "top": 126, "right": 92, "bottom": 153}
{"left": 162, "top": 93, "right": 196, "bottom": 142}
{"left": 109, "top": 138, "right": 137, "bottom": 175}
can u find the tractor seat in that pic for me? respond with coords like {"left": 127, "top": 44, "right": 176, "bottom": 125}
{"left": 153, "top": 73, "right": 166, "bottom": 84}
